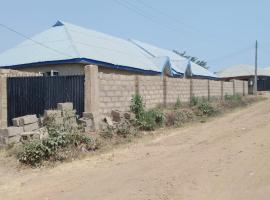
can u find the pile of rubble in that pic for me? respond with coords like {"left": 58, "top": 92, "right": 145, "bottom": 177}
{"left": 0, "top": 115, "right": 47, "bottom": 148}
{"left": 100, "top": 110, "right": 136, "bottom": 132}
{"left": 0, "top": 102, "right": 94, "bottom": 148}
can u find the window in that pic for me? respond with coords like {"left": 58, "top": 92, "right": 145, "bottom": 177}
{"left": 42, "top": 70, "right": 59, "bottom": 77}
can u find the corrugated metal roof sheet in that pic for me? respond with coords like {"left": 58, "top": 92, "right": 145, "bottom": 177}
{"left": 130, "top": 39, "right": 217, "bottom": 78}
{"left": 217, "top": 64, "right": 270, "bottom": 78}
{"left": 0, "top": 21, "right": 217, "bottom": 78}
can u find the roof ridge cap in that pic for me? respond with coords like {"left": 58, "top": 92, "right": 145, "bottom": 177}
{"left": 62, "top": 23, "right": 81, "bottom": 58}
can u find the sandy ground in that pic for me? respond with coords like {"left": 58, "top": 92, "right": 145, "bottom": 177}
{"left": 1, "top": 96, "right": 270, "bottom": 200}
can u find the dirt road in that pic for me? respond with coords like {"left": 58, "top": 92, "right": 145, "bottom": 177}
{"left": 1, "top": 96, "right": 270, "bottom": 200}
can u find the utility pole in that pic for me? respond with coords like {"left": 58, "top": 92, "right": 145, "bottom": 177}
{"left": 254, "top": 40, "right": 258, "bottom": 95}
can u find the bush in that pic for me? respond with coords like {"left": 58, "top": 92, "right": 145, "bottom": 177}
{"left": 190, "top": 96, "right": 200, "bottom": 107}
{"left": 224, "top": 94, "right": 242, "bottom": 102}
{"left": 130, "top": 94, "right": 144, "bottom": 119}
{"left": 165, "top": 109, "right": 194, "bottom": 127}
{"left": 137, "top": 109, "right": 165, "bottom": 131}
{"left": 197, "top": 100, "right": 216, "bottom": 116}
{"left": 18, "top": 133, "right": 96, "bottom": 166}
{"left": 174, "top": 97, "right": 181, "bottom": 109}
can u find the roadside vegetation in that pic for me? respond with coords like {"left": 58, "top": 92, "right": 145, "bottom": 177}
{"left": 1, "top": 93, "right": 265, "bottom": 167}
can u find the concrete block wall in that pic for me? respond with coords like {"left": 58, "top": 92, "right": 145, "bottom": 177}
{"left": 193, "top": 79, "right": 209, "bottom": 98}
{"left": 210, "top": 80, "right": 222, "bottom": 98}
{"left": 138, "top": 76, "right": 164, "bottom": 108}
{"left": 234, "top": 80, "right": 244, "bottom": 95}
{"left": 99, "top": 73, "right": 136, "bottom": 115}
{"left": 223, "top": 81, "right": 234, "bottom": 95}
{"left": 167, "top": 78, "right": 190, "bottom": 103}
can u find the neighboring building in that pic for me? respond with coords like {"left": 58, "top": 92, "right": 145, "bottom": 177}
{"left": 0, "top": 21, "right": 217, "bottom": 78}
{"left": 217, "top": 64, "right": 270, "bottom": 91}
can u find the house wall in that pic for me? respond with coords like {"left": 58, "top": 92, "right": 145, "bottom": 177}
{"left": 15, "top": 63, "right": 157, "bottom": 76}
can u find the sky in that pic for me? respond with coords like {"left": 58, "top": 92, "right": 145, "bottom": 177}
{"left": 0, "top": 0, "right": 269, "bottom": 72}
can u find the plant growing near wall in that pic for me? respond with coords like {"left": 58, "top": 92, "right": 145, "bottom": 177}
{"left": 130, "top": 94, "right": 144, "bottom": 119}
{"left": 174, "top": 97, "right": 182, "bottom": 110}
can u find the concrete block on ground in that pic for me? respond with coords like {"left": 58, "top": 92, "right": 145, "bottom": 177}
{"left": 21, "top": 115, "right": 38, "bottom": 125}
{"left": 44, "top": 110, "right": 62, "bottom": 119}
{"left": 57, "top": 102, "right": 73, "bottom": 111}
{"left": 23, "top": 122, "right": 39, "bottom": 132}
{"left": 62, "top": 110, "right": 76, "bottom": 118}
{"left": 12, "top": 117, "right": 23, "bottom": 127}
{"left": 83, "top": 112, "right": 94, "bottom": 119}
{"left": 111, "top": 110, "right": 124, "bottom": 122}
{"left": 78, "top": 118, "right": 94, "bottom": 132}
{"left": 104, "top": 116, "right": 113, "bottom": 126}
{"left": 21, "top": 131, "right": 40, "bottom": 141}
{"left": 0, "top": 135, "right": 21, "bottom": 145}
{"left": 0, "top": 126, "right": 24, "bottom": 137}
{"left": 124, "top": 112, "right": 136, "bottom": 121}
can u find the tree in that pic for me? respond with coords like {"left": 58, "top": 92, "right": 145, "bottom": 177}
{"left": 173, "top": 50, "right": 209, "bottom": 69}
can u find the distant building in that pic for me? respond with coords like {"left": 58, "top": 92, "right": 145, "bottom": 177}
{"left": 217, "top": 64, "right": 270, "bottom": 92}
{"left": 0, "top": 21, "right": 216, "bottom": 79}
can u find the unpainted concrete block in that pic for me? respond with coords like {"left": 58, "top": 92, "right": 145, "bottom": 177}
{"left": 111, "top": 110, "right": 124, "bottom": 122}
{"left": 83, "top": 112, "right": 94, "bottom": 119}
{"left": 23, "top": 122, "right": 39, "bottom": 132}
{"left": 0, "top": 135, "right": 21, "bottom": 145}
{"left": 0, "top": 126, "right": 24, "bottom": 137}
{"left": 12, "top": 117, "right": 23, "bottom": 127}
{"left": 57, "top": 102, "right": 73, "bottom": 111}
{"left": 62, "top": 110, "right": 76, "bottom": 118}
{"left": 21, "top": 115, "right": 38, "bottom": 125}
{"left": 44, "top": 110, "right": 62, "bottom": 119}
{"left": 21, "top": 131, "right": 40, "bottom": 141}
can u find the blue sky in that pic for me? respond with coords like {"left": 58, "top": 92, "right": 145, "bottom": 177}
{"left": 0, "top": 0, "right": 269, "bottom": 72}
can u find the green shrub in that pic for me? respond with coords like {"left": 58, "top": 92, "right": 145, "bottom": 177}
{"left": 224, "top": 94, "right": 242, "bottom": 102}
{"left": 174, "top": 97, "right": 182, "bottom": 109}
{"left": 197, "top": 100, "right": 216, "bottom": 116}
{"left": 165, "top": 109, "right": 194, "bottom": 127}
{"left": 137, "top": 109, "right": 165, "bottom": 131}
{"left": 190, "top": 96, "right": 200, "bottom": 106}
{"left": 18, "top": 133, "right": 96, "bottom": 166}
{"left": 130, "top": 94, "right": 144, "bottom": 119}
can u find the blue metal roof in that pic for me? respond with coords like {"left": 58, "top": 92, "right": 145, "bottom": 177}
{"left": 0, "top": 21, "right": 216, "bottom": 78}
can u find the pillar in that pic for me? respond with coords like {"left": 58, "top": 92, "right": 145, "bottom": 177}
{"left": 84, "top": 65, "right": 100, "bottom": 129}
{"left": 0, "top": 76, "right": 7, "bottom": 128}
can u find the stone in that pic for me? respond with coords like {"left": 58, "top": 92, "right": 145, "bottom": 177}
{"left": 38, "top": 127, "right": 49, "bottom": 140}
{"left": 0, "top": 135, "right": 21, "bottom": 145}
{"left": 111, "top": 110, "right": 124, "bottom": 122}
{"left": 44, "top": 110, "right": 62, "bottom": 119}
{"left": 0, "top": 126, "right": 24, "bottom": 137}
{"left": 57, "top": 102, "right": 73, "bottom": 111}
{"left": 21, "top": 131, "right": 40, "bottom": 141}
{"left": 23, "top": 122, "right": 39, "bottom": 132}
{"left": 78, "top": 118, "right": 94, "bottom": 132}
{"left": 21, "top": 115, "right": 38, "bottom": 125}
{"left": 62, "top": 110, "right": 77, "bottom": 118}
{"left": 83, "top": 112, "right": 94, "bottom": 119}
{"left": 124, "top": 112, "right": 136, "bottom": 121}
{"left": 104, "top": 116, "right": 113, "bottom": 126}
{"left": 12, "top": 117, "right": 23, "bottom": 127}
{"left": 54, "top": 117, "right": 64, "bottom": 125}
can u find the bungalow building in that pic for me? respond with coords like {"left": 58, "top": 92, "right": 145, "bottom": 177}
{"left": 217, "top": 64, "right": 270, "bottom": 92}
{"left": 0, "top": 21, "right": 217, "bottom": 79}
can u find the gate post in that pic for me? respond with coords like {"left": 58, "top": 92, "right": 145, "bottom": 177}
{"left": 0, "top": 76, "right": 7, "bottom": 128}
{"left": 84, "top": 65, "right": 100, "bottom": 130}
